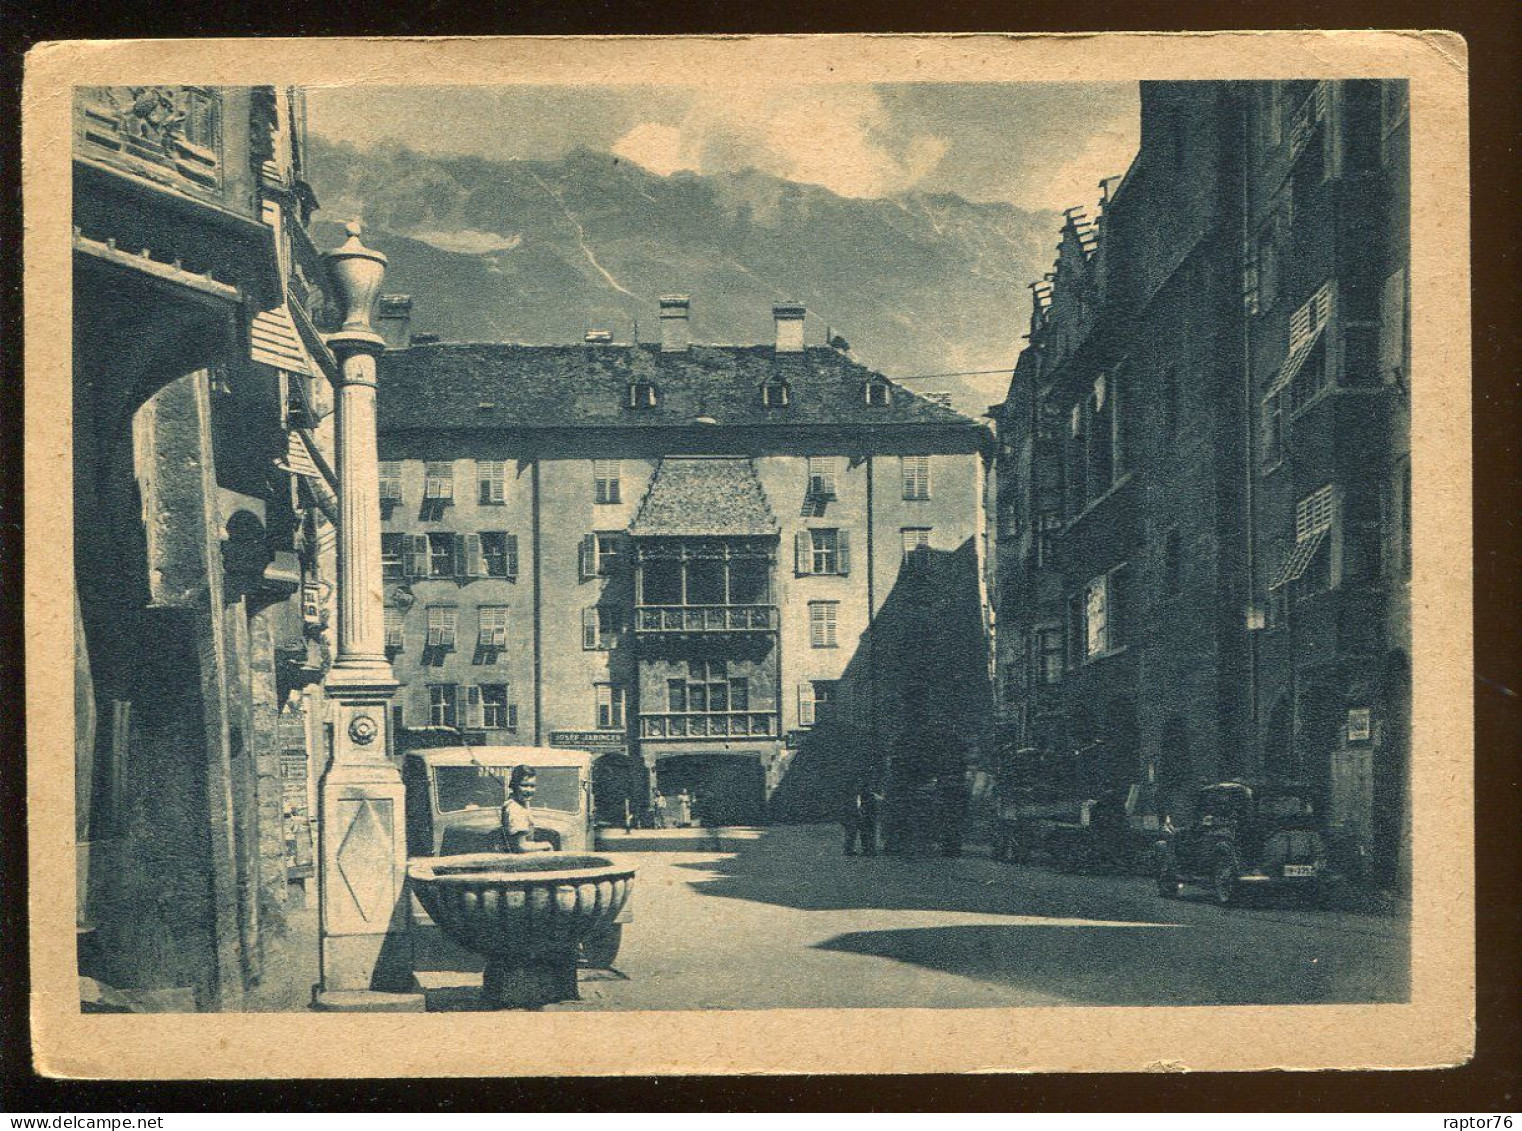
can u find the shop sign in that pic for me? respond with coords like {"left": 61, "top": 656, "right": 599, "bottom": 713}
{"left": 549, "top": 730, "right": 627, "bottom": 753}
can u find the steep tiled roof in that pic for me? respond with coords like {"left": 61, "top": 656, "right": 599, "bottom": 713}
{"left": 376, "top": 342, "right": 978, "bottom": 433}
{"left": 630, "top": 457, "right": 779, "bottom": 538}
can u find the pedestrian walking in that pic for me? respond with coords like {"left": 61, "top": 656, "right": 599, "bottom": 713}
{"left": 676, "top": 789, "right": 693, "bottom": 827}
{"left": 653, "top": 790, "right": 669, "bottom": 829}
{"left": 843, "top": 786, "right": 880, "bottom": 856}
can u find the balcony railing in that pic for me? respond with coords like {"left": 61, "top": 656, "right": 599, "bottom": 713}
{"left": 639, "top": 712, "right": 779, "bottom": 739}
{"left": 76, "top": 86, "right": 224, "bottom": 195}
{"left": 634, "top": 604, "right": 778, "bottom": 634}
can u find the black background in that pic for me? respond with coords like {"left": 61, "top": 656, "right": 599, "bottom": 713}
{"left": 1, "top": 0, "right": 1516, "bottom": 1113}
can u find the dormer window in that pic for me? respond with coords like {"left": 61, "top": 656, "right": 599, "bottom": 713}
{"left": 864, "top": 380, "right": 892, "bottom": 407}
{"left": 761, "top": 380, "right": 790, "bottom": 408}
{"left": 628, "top": 381, "right": 659, "bottom": 409}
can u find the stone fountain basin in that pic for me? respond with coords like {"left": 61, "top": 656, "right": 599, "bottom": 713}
{"left": 407, "top": 853, "right": 635, "bottom": 962}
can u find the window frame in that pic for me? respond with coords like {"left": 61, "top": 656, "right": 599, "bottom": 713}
{"left": 810, "top": 528, "right": 841, "bottom": 575}
{"left": 423, "top": 461, "right": 455, "bottom": 503}
{"left": 901, "top": 526, "right": 932, "bottom": 563}
{"left": 593, "top": 459, "right": 622, "bottom": 505}
{"left": 478, "top": 460, "right": 507, "bottom": 506}
{"left": 427, "top": 532, "right": 456, "bottom": 578}
{"left": 808, "top": 600, "right": 840, "bottom": 649}
{"left": 425, "top": 605, "right": 458, "bottom": 651}
{"left": 381, "top": 533, "right": 405, "bottom": 581}
{"left": 478, "top": 683, "right": 512, "bottom": 730}
{"left": 478, "top": 606, "right": 509, "bottom": 649}
{"left": 427, "top": 683, "right": 459, "bottom": 728}
{"left": 806, "top": 457, "right": 838, "bottom": 500}
{"left": 595, "top": 683, "right": 626, "bottom": 730}
{"left": 479, "top": 531, "right": 518, "bottom": 579}
{"left": 901, "top": 454, "right": 932, "bottom": 500}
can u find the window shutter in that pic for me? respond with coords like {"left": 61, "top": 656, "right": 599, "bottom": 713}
{"left": 466, "top": 686, "right": 484, "bottom": 729}
{"left": 409, "top": 683, "right": 430, "bottom": 728}
{"left": 463, "top": 533, "right": 484, "bottom": 578}
{"left": 583, "top": 607, "right": 599, "bottom": 650}
{"left": 795, "top": 531, "right": 810, "bottom": 575}
{"left": 580, "top": 534, "right": 596, "bottom": 581}
{"left": 507, "top": 704, "right": 519, "bottom": 732}
{"left": 836, "top": 529, "right": 851, "bottom": 575}
{"left": 504, "top": 534, "right": 519, "bottom": 580}
{"left": 798, "top": 682, "right": 815, "bottom": 727}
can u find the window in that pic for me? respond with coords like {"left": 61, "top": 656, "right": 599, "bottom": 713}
{"left": 901, "top": 527, "right": 932, "bottom": 563}
{"left": 1037, "top": 626, "right": 1064, "bottom": 684}
{"left": 1273, "top": 485, "right": 1337, "bottom": 598}
{"left": 671, "top": 661, "right": 746, "bottom": 715}
{"left": 475, "top": 684, "right": 513, "bottom": 731}
{"left": 761, "top": 381, "right": 790, "bottom": 408}
{"left": 428, "top": 683, "right": 459, "bottom": 728}
{"left": 478, "top": 606, "right": 508, "bottom": 649}
{"left": 596, "top": 684, "right": 626, "bottom": 730}
{"left": 428, "top": 533, "right": 456, "bottom": 578}
{"left": 404, "top": 534, "right": 431, "bottom": 579}
{"left": 806, "top": 457, "right": 837, "bottom": 499}
{"left": 424, "top": 461, "right": 454, "bottom": 502}
{"left": 1261, "top": 390, "right": 1285, "bottom": 468}
{"left": 1072, "top": 567, "right": 1128, "bottom": 663}
{"left": 628, "top": 382, "right": 658, "bottom": 409}
{"left": 384, "top": 605, "right": 404, "bottom": 651}
{"left": 811, "top": 529, "right": 841, "bottom": 575}
{"left": 1266, "top": 282, "right": 1335, "bottom": 413}
{"left": 379, "top": 461, "right": 402, "bottom": 503}
{"left": 478, "top": 460, "right": 506, "bottom": 505}
{"left": 809, "top": 601, "right": 839, "bottom": 648}
{"left": 902, "top": 455, "right": 931, "bottom": 500}
{"left": 795, "top": 529, "right": 850, "bottom": 576}
{"left": 582, "top": 605, "right": 619, "bottom": 650}
{"left": 425, "top": 606, "right": 458, "bottom": 650}
{"left": 581, "top": 533, "right": 621, "bottom": 579}
{"left": 797, "top": 680, "right": 836, "bottom": 727}
{"left": 1036, "top": 512, "right": 1062, "bottom": 569}
{"left": 864, "top": 381, "right": 891, "bottom": 407}
{"left": 480, "top": 532, "right": 518, "bottom": 579}
{"left": 381, "top": 533, "right": 405, "bottom": 580}
{"left": 593, "top": 459, "right": 622, "bottom": 505}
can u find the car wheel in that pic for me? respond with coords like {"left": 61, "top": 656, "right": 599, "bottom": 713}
{"left": 1212, "top": 856, "right": 1237, "bottom": 906}
{"left": 581, "top": 924, "right": 623, "bottom": 969}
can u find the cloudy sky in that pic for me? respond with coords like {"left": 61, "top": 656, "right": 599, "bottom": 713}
{"left": 307, "top": 82, "right": 1139, "bottom": 214}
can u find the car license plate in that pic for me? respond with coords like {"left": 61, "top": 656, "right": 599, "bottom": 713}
{"left": 1283, "top": 864, "right": 1317, "bottom": 878}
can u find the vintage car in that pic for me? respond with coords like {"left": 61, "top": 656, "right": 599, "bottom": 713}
{"left": 991, "top": 781, "right": 1161, "bottom": 874}
{"left": 401, "top": 745, "right": 629, "bottom": 966}
{"left": 1154, "top": 780, "right": 1332, "bottom": 905}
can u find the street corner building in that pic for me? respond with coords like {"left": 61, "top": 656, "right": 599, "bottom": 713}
{"left": 371, "top": 295, "right": 996, "bottom": 832}
{"left": 987, "top": 80, "right": 1411, "bottom": 893}
{"left": 72, "top": 86, "right": 344, "bottom": 1010}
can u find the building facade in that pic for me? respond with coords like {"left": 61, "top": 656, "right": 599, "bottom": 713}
{"left": 73, "top": 85, "right": 344, "bottom": 1008}
{"left": 990, "top": 80, "right": 1410, "bottom": 890}
{"left": 376, "top": 298, "right": 993, "bottom": 827}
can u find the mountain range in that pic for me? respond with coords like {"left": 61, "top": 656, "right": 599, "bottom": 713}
{"left": 305, "top": 137, "right": 1061, "bottom": 413}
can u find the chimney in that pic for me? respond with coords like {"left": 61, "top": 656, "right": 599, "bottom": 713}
{"left": 659, "top": 294, "right": 691, "bottom": 353}
{"left": 376, "top": 294, "right": 413, "bottom": 350}
{"left": 773, "top": 301, "right": 805, "bottom": 353}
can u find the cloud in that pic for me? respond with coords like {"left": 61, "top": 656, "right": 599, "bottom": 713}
{"left": 610, "top": 121, "right": 694, "bottom": 177}
{"left": 610, "top": 87, "right": 950, "bottom": 199}
{"left": 408, "top": 228, "right": 523, "bottom": 255}
{"left": 1008, "top": 109, "right": 1139, "bottom": 214}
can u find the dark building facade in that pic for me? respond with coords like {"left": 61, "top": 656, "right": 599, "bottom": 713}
{"left": 375, "top": 298, "right": 993, "bottom": 828}
{"left": 991, "top": 80, "right": 1410, "bottom": 890}
{"left": 73, "top": 86, "right": 345, "bottom": 1008}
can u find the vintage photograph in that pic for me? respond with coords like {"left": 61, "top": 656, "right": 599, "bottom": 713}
{"left": 26, "top": 33, "right": 1472, "bottom": 1076}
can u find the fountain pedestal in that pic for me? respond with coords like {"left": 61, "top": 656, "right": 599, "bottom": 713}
{"left": 408, "top": 854, "right": 636, "bottom": 1011}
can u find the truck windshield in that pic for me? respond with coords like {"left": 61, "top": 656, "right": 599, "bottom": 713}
{"left": 434, "top": 764, "right": 582, "bottom": 814}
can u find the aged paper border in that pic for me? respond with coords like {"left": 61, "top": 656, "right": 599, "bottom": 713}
{"left": 23, "top": 31, "right": 1473, "bottom": 1078}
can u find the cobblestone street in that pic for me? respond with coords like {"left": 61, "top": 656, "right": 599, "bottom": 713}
{"left": 403, "top": 824, "right": 1408, "bottom": 1012}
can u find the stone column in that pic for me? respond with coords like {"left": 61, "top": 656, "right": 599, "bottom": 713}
{"left": 313, "top": 223, "right": 422, "bottom": 1011}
